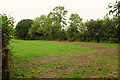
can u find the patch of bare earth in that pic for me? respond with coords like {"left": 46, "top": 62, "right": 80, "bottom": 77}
{"left": 23, "top": 53, "right": 94, "bottom": 78}
{"left": 12, "top": 41, "right": 118, "bottom": 78}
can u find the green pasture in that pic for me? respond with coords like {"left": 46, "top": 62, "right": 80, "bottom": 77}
{"left": 10, "top": 39, "right": 118, "bottom": 78}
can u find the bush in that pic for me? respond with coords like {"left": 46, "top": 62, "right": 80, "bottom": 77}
{"left": 15, "top": 19, "right": 33, "bottom": 40}
{"left": 0, "top": 13, "right": 14, "bottom": 78}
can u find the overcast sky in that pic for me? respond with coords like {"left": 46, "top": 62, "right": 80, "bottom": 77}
{"left": 0, "top": 0, "right": 115, "bottom": 26}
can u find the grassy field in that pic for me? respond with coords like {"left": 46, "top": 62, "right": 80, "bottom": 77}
{"left": 10, "top": 39, "right": 118, "bottom": 78}
{"left": 10, "top": 39, "right": 94, "bottom": 59}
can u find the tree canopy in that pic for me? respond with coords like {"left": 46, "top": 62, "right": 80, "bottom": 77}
{"left": 14, "top": 4, "right": 119, "bottom": 43}
{"left": 15, "top": 19, "right": 33, "bottom": 39}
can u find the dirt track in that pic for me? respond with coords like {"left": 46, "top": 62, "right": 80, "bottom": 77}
{"left": 56, "top": 41, "right": 118, "bottom": 51}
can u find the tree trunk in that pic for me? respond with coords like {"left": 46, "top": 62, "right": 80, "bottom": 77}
{"left": 2, "top": 49, "right": 10, "bottom": 79}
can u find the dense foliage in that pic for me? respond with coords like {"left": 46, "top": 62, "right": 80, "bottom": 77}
{"left": 67, "top": 13, "right": 83, "bottom": 41}
{"left": 1, "top": 14, "right": 14, "bottom": 49}
{"left": 27, "top": 6, "right": 68, "bottom": 41}
{"left": 15, "top": 19, "right": 33, "bottom": 39}
{"left": 0, "top": 13, "right": 14, "bottom": 78}
{"left": 108, "top": 0, "right": 120, "bottom": 42}
{"left": 15, "top": 5, "right": 119, "bottom": 43}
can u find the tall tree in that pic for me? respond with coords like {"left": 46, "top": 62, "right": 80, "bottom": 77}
{"left": 67, "top": 13, "right": 82, "bottom": 41}
{"left": 47, "top": 6, "right": 68, "bottom": 40}
{"left": 48, "top": 6, "right": 68, "bottom": 28}
{"left": 28, "top": 15, "right": 49, "bottom": 40}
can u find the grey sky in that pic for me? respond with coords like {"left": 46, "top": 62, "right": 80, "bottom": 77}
{"left": 0, "top": 0, "right": 115, "bottom": 26}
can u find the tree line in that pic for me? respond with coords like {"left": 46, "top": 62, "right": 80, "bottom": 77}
{"left": 14, "top": 3, "right": 119, "bottom": 43}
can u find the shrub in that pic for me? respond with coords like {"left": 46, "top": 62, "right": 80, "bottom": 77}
{"left": 0, "top": 13, "right": 14, "bottom": 78}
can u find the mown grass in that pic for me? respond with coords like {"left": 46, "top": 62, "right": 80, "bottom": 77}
{"left": 10, "top": 39, "right": 94, "bottom": 60}
{"left": 75, "top": 42, "right": 118, "bottom": 48}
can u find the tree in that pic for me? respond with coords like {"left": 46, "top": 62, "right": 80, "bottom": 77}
{"left": 28, "top": 15, "right": 48, "bottom": 40}
{"left": 85, "top": 19, "right": 104, "bottom": 43}
{"left": 44, "top": 6, "right": 68, "bottom": 40}
{"left": 48, "top": 6, "right": 68, "bottom": 28}
{"left": 103, "top": 15, "right": 117, "bottom": 42}
{"left": 0, "top": 13, "right": 14, "bottom": 78}
{"left": 84, "top": 20, "right": 95, "bottom": 42}
{"left": 67, "top": 13, "right": 82, "bottom": 41}
{"left": 28, "top": 6, "right": 68, "bottom": 40}
{"left": 15, "top": 19, "right": 33, "bottom": 39}
{"left": 108, "top": 0, "right": 120, "bottom": 26}
{"left": 108, "top": 0, "right": 119, "bottom": 42}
